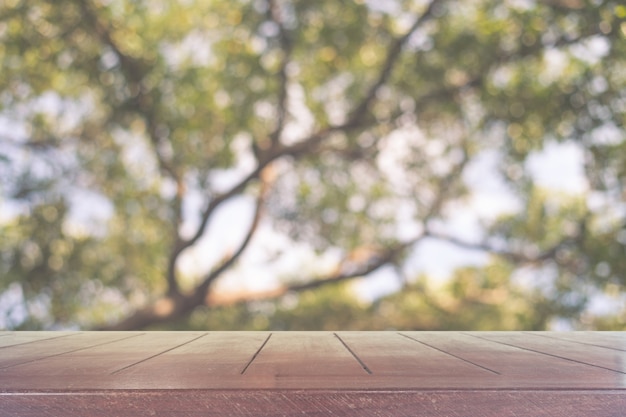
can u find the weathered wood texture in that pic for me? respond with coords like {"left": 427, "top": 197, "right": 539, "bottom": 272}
{"left": 1, "top": 331, "right": 625, "bottom": 416}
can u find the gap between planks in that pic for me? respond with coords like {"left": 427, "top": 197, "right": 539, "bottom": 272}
{"left": 0, "top": 333, "right": 144, "bottom": 370}
{"left": 238, "top": 333, "right": 375, "bottom": 375}
{"left": 334, "top": 333, "right": 373, "bottom": 375}
{"left": 240, "top": 333, "right": 273, "bottom": 375}
{"left": 397, "top": 333, "right": 500, "bottom": 375}
{"left": 110, "top": 333, "right": 209, "bottom": 375}
{"left": 464, "top": 332, "right": 626, "bottom": 375}
{"left": 522, "top": 331, "right": 626, "bottom": 353}
{"left": 0, "top": 332, "right": 80, "bottom": 350}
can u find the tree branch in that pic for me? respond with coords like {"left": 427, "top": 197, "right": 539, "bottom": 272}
{"left": 208, "top": 236, "right": 424, "bottom": 307}
{"left": 95, "top": 166, "right": 274, "bottom": 330}
{"left": 92, "top": 0, "right": 615, "bottom": 331}
{"left": 193, "top": 165, "right": 274, "bottom": 301}
{"left": 266, "top": 0, "right": 293, "bottom": 148}
{"left": 176, "top": 0, "right": 450, "bottom": 263}
{"left": 425, "top": 146, "right": 471, "bottom": 222}
{"left": 79, "top": 0, "right": 186, "bottom": 297}
{"left": 346, "top": 0, "right": 444, "bottom": 126}
{"left": 287, "top": 241, "right": 410, "bottom": 292}
{"left": 424, "top": 229, "right": 574, "bottom": 265}
{"left": 78, "top": 5, "right": 182, "bottom": 188}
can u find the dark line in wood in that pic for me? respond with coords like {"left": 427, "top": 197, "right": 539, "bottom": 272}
{"left": 0, "top": 333, "right": 143, "bottom": 370}
{"left": 0, "top": 332, "right": 80, "bottom": 349}
{"left": 240, "top": 333, "right": 272, "bottom": 375}
{"left": 398, "top": 333, "right": 501, "bottom": 375}
{"left": 333, "top": 333, "right": 373, "bottom": 375}
{"left": 465, "top": 333, "right": 626, "bottom": 375}
{"left": 111, "top": 333, "right": 208, "bottom": 375}
{"left": 523, "top": 332, "right": 626, "bottom": 352}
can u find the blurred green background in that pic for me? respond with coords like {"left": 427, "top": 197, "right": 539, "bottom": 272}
{"left": 1, "top": 0, "right": 625, "bottom": 330}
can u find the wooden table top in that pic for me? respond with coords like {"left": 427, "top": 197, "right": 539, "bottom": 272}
{"left": 1, "top": 331, "right": 625, "bottom": 416}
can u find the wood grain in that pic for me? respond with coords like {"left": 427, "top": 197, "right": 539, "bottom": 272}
{"left": 0, "top": 331, "right": 77, "bottom": 348}
{"left": 400, "top": 331, "right": 625, "bottom": 389}
{"left": 474, "top": 331, "right": 626, "bottom": 374}
{"left": 1, "top": 331, "right": 624, "bottom": 416}
{"left": 524, "top": 331, "right": 626, "bottom": 351}
{"left": 1, "top": 390, "right": 625, "bottom": 417}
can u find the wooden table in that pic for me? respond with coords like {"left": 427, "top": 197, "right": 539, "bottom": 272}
{"left": 1, "top": 331, "right": 625, "bottom": 416}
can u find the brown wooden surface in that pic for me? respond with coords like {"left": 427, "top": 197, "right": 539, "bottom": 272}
{"left": 1, "top": 331, "right": 625, "bottom": 416}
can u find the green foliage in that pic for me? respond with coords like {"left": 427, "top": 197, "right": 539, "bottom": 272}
{"left": 180, "top": 284, "right": 367, "bottom": 331}
{"left": 370, "top": 264, "right": 554, "bottom": 331}
{"left": 170, "top": 260, "right": 556, "bottom": 331}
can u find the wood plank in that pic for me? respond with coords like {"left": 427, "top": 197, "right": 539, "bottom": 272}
{"left": 400, "top": 332, "right": 625, "bottom": 389}
{"left": 0, "top": 331, "right": 76, "bottom": 348}
{"left": 0, "top": 332, "right": 206, "bottom": 389}
{"left": 527, "top": 331, "right": 626, "bottom": 351}
{"left": 1, "top": 331, "right": 625, "bottom": 393}
{"left": 0, "top": 332, "right": 139, "bottom": 369}
{"left": 475, "top": 331, "right": 626, "bottom": 374}
{"left": 242, "top": 332, "right": 368, "bottom": 381}
{"left": 336, "top": 331, "right": 498, "bottom": 377}
{"left": 107, "top": 332, "right": 271, "bottom": 389}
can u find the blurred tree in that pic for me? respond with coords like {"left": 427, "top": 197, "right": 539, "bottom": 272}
{"left": 0, "top": 0, "right": 624, "bottom": 330}
{"left": 149, "top": 259, "right": 569, "bottom": 331}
